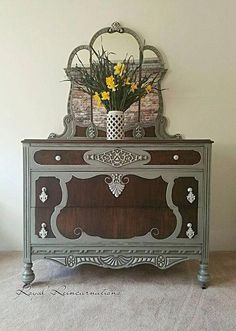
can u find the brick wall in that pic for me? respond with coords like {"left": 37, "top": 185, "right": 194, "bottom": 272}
{"left": 71, "top": 89, "right": 159, "bottom": 128}
{"left": 68, "top": 59, "right": 162, "bottom": 128}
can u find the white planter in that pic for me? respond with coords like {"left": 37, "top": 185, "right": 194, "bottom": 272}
{"left": 106, "top": 110, "right": 125, "bottom": 140}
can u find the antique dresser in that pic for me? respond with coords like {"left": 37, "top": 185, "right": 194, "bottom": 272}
{"left": 22, "top": 22, "right": 213, "bottom": 288}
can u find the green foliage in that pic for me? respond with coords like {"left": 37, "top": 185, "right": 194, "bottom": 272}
{"left": 70, "top": 48, "right": 157, "bottom": 113}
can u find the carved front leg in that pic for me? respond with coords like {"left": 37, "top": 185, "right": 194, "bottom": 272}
{"left": 22, "top": 263, "right": 35, "bottom": 287}
{"left": 197, "top": 263, "right": 210, "bottom": 289}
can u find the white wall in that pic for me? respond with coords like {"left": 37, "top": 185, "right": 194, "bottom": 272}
{"left": 0, "top": 0, "right": 235, "bottom": 251}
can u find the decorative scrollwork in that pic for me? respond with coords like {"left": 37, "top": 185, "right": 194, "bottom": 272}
{"left": 187, "top": 188, "right": 196, "bottom": 204}
{"left": 73, "top": 227, "right": 82, "bottom": 237}
{"left": 45, "top": 254, "right": 189, "bottom": 270}
{"left": 87, "top": 148, "right": 148, "bottom": 167}
{"left": 150, "top": 228, "right": 159, "bottom": 239}
{"left": 48, "top": 133, "right": 56, "bottom": 138}
{"left": 133, "top": 123, "right": 145, "bottom": 139}
{"left": 108, "top": 22, "right": 124, "bottom": 33}
{"left": 41, "top": 252, "right": 201, "bottom": 270}
{"left": 155, "top": 114, "right": 182, "bottom": 140}
{"left": 100, "top": 255, "right": 132, "bottom": 267}
{"left": 48, "top": 114, "right": 75, "bottom": 139}
{"left": 105, "top": 174, "right": 129, "bottom": 198}
{"left": 49, "top": 22, "right": 184, "bottom": 140}
{"left": 86, "top": 122, "right": 98, "bottom": 139}
{"left": 66, "top": 255, "right": 76, "bottom": 268}
{"left": 65, "top": 114, "right": 73, "bottom": 123}
{"left": 157, "top": 255, "right": 166, "bottom": 268}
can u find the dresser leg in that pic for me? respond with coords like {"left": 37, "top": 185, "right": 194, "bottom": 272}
{"left": 22, "top": 263, "right": 35, "bottom": 287}
{"left": 197, "top": 263, "right": 210, "bottom": 289}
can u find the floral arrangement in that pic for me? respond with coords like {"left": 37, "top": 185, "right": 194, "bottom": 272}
{"left": 70, "top": 49, "right": 158, "bottom": 113}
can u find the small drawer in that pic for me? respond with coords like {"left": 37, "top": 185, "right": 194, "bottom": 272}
{"left": 146, "top": 150, "right": 201, "bottom": 165}
{"left": 34, "top": 208, "right": 56, "bottom": 239}
{"left": 34, "top": 150, "right": 88, "bottom": 165}
{"left": 172, "top": 177, "right": 199, "bottom": 208}
{"left": 34, "top": 177, "right": 62, "bottom": 208}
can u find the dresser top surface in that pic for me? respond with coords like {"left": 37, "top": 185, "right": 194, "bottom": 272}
{"left": 22, "top": 139, "right": 214, "bottom": 145}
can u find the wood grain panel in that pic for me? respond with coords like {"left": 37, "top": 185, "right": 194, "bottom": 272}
{"left": 177, "top": 208, "right": 198, "bottom": 238}
{"left": 56, "top": 207, "right": 177, "bottom": 240}
{"left": 35, "top": 177, "right": 62, "bottom": 208}
{"left": 172, "top": 177, "right": 198, "bottom": 208}
{"left": 34, "top": 150, "right": 88, "bottom": 165}
{"left": 147, "top": 150, "right": 201, "bottom": 165}
{"left": 125, "top": 126, "right": 156, "bottom": 137}
{"left": 35, "top": 208, "right": 56, "bottom": 238}
{"left": 173, "top": 177, "right": 199, "bottom": 238}
{"left": 66, "top": 175, "right": 168, "bottom": 207}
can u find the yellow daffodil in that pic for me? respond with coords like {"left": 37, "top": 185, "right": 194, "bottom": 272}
{"left": 106, "top": 75, "right": 117, "bottom": 91}
{"left": 124, "top": 77, "right": 131, "bottom": 85}
{"left": 101, "top": 91, "right": 110, "bottom": 101}
{"left": 145, "top": 84, "right": 152, "bottom": 94}
{"left": 93, "top": 92, "right": 102, "bottom": 108}
{"left": 131, "top": 82, "right": 138, "bottom": 93}
{"left": 114, "top": 62, "right": 125, "bottom": 76}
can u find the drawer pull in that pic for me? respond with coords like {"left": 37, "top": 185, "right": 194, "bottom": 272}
{"left": 187, "top": 187, "right": 195, "bottom": 203}
{"left": 173, "top": 154, "right": 179, "bottom": 161}
{"left": 55, "top": 155, "right": 61, "bottom": 161}
{"left": 39, "top": 223, "right": 48, "bottom": 239}
{"left": 186, "top": 223, "right": 195, "bottom": 239}
{"left": 39, "top": 187, "right": 48, "bottom": 203}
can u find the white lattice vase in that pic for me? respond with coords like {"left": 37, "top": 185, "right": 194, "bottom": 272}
{"left": 106, "top": 110, "right": 125, "bottom": 140}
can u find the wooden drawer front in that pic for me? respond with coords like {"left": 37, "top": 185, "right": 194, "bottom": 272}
{"left": 147, "top": 150, "right": 201, "bottom": 165}
{"left": 33, "top": 175, "right": 200, "bottom": 241}
{"left": 56, "top": 207, "right": 177, "bottom": 240}
{"left": 66, "top": 175, "right": 168, "bottom": 208}
{"left": 34, "top": 208, "right": 55, "bottom": 238}
{"left": 34, "top": 150, "right": 88, "bottom": 165}
{"left": 172, "top": 177, "right": 198, "bottom": 208}
{"left": 35, "top": 177, "right": 62, "bottom": 208}
{"left": 177, "top": 208, "right": 198, "bottom": 238}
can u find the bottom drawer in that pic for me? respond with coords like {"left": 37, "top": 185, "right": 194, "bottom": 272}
{"left": 33, "top": 206, "right": 199, "bottom": 241}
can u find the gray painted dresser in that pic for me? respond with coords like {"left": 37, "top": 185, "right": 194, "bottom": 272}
{"left": 22, "top": 22, "right": 213, "bottom": 288}
{"left": 22, "top": 138, "right": 213, "bottom": 288}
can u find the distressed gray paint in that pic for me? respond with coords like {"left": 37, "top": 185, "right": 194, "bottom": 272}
{"left": 22, "top": 140, "right": 212, "bottom": 289}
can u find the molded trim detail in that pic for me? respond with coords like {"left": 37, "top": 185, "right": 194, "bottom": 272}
{"left": 85, "top": 148, "right": 150, "bottom": 167}
{"left": 44, "top": 254, "right": 193, "bottom": 269}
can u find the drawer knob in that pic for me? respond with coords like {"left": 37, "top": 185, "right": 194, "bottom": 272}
{"left": 186, "top": 223, "right": 195, "bottom": 239}
{"left": 173, "top": 154, "right": 179, "bottom": 161}
{"left": 39, "top": 223, "right": 48, "bottom": 239}
{"left": 55, "top": 155, "right": 61, "bottom": 161}
{"left": 187, "top": 187, "right": 196, "bottom": 203}
{"left": 39, "top": 187, "right": 48, "bottom": 203}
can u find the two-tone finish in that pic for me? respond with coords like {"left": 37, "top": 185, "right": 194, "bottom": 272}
{"left": 22, "top": 139, "right": 213, "bottom": 288}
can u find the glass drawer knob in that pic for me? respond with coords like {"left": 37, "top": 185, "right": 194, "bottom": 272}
{"left": 173, "top": 154, "right": 179, "bottom": 160}
{"left": 55, "top": 155, "right": 61, "bottom": 161}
